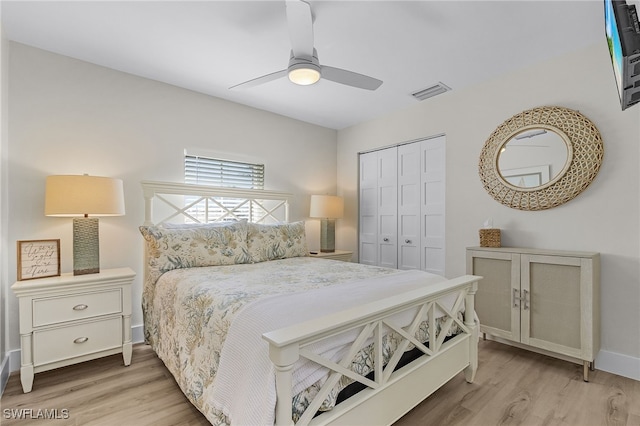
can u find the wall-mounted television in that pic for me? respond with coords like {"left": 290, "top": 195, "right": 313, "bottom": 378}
{"left": 605, "top": 0, "right": 640, "bottom": 110}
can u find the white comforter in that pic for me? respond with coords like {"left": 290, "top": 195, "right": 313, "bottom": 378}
{"left": 211, "top": 268, "right": 448, "bottom": 425}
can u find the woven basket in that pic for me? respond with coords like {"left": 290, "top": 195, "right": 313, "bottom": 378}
{"left": 479, "top": 229, "right": 501, "bottom": 247}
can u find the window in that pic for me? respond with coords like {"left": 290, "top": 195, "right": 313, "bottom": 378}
{"left": 185, "top": 155, "right": 264, "bottom": 189}
{"left": 184, "top": 154, "right": 268, "bottom": 223}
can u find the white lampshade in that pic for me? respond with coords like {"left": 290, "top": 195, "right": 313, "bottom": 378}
{"left": 309, "top": 195, "right": 344, "bottom": 219}
{"left": 45, "top": 175, "right": 125, "bottom": 217}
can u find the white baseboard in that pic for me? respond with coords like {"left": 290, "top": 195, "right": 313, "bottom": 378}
{"left": 0, "top": 352, "right": 9, "bottom": 396}
{"left": 486, "top": 336, "right": 639, "bottom": 381}
{"left": 132, "top": 324, "right": 145, "bottom": 344}
{"left": 597, "top": 349, "right": 640, "bottom": 381}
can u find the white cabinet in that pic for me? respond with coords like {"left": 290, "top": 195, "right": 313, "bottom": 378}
{"left": 359, "top": 136, "right": 445, "bottom": 274}
{"left": 466, "top": 247, "right": 600, "bottom": 380}
{"left": 11, "top": 267, "right": 136, "bottom": 392}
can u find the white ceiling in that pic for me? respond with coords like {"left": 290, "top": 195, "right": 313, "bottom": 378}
{"left": 2, "top": 1, "right": 606, "bottom": 130}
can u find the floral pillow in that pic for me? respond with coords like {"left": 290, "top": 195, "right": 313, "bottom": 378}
{"left": 247, "top": 221, "right": 308, "bottom": 263}
{"left": 139, "top": 221, "right": 251, "bottom": 285}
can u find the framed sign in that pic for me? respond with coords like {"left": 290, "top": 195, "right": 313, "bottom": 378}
{"left": 17, "top": 239, "right": 61, "bottom": 281}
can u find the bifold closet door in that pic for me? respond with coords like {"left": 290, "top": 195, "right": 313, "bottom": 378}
{"left": 359, "top": 136, "right": 445, "bottom": 272}
{"left": 377, "top": 148, "right": 398, "bottom": 268}
{"left": 359, "top": 151, "right": 378, "bottom": 266}
{"left": 359, "top": 147, "right": 397, "bottom": 268}
{"left": 397, "top": 143, "right": 421, "bottom": 270}
{"left": 421, "top": 136, "right": 446, "bottom": 275}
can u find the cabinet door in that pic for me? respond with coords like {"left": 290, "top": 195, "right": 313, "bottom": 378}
{"left": 520, "top": 254, "right": 584, "bottom": 358}
{"left": 359, "top": 151, "right": 378, "bottom": 265}
{"left": 421, "top": 137, "right": 445, "bottom": 275}
{"left": 467, "top": 250, "right": 521, "bottom": 341}
{"left": 397, "top": 143, "right": 421, "bottom": 270}
{"left": 377, "top": 148, "right": 397, "bottom": 268}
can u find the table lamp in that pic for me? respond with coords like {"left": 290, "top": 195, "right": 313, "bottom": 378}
{"left": 309, "top": 195, "right": 344, "bottom": 253}
{"left": 45, "top": 175, "right": 125, "bottom": 275}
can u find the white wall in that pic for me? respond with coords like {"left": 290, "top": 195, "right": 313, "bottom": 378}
{"left": 6, "top": 43, "right": 337, "bottom": 353}
{"left": 0, "top": 9, "right": 9, "bottom": 393}
{"left": 336, "top": 42, "right": 640, "bottom": 379}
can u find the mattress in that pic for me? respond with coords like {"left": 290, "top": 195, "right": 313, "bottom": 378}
{"left": 144, "top": 257, "right": 463, "bottom": 424}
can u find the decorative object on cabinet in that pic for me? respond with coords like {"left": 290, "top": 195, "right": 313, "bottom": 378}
{"left": 359, "top": 135, "right": 445, "bottom": 275}
{"left": 308, "top": 249, "right": 352, "bottom": 262}
{"left": 466, "top": 247, "right": 600, "bottom": 381}
{"left": 309, "top": 194, "right": 344, "bottom": 253}
{"left": 478, "top": 106, "right": 603, "bottom": 211}
{"left": 11, "top": 267, "right": 136, "bottom": 393}
{"left": 45, "top": 175, "right": 125, "bottom": 275}
{"left": 479, "top": 229, "right": 501, "bottom": 247}
{"left": 16, "top": 239, "right": 60, "bottom": 280}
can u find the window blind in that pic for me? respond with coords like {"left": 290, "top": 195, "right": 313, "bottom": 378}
{"left": 185, "top": 155, "right": 264, "bottom": 189}
{"left": 184, "top": 155, "right": 266, "bottom": 222}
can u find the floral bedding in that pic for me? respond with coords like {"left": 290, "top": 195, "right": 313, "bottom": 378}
{"left": 143, "top": 257, "right": 462, "bottom": 425}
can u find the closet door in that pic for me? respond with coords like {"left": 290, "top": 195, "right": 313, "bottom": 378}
{"left": 397, "top": 143, "right": 421, "bottom": 270}
{"left": 421, "top": 136, "right": 446, "bottom": 275}
{"left": 359, "top": 151, "right": 378, "bottom": 265}
{"left": 377, "top": 148, "right": 398, "bottom": 268}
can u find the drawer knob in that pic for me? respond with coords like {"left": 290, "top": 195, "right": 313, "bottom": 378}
{"left": 73, "top": 337, "right": 89, "bottom": 344}
{"left": 73, "top": 304, "right": 88, "bottom": 311}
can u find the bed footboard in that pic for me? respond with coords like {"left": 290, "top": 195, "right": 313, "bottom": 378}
{"left": 263, "top": 274, "right": 480, "bottom": 426}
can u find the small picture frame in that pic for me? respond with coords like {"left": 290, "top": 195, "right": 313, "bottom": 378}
{"left": 17, "top": 239, "right": 61, "bottom": 281}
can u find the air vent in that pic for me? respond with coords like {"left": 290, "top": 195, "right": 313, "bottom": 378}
{"left": 411, "top": 82, "right": 452, "bottom": 101}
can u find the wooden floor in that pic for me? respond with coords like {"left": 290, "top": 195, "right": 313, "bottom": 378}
{"left": 2, "top": 340, "right": 639, "bottom": 425}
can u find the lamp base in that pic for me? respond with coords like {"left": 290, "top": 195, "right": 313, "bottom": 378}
{"left": 320, "top": 218, "right": 336, "bottom": 253}
{"left": 73, "top": 217, "right": 100, "bottom": 275}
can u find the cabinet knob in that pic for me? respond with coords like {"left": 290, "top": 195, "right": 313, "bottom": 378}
{"left": 383, "top": 237, "right": 389, "bottom": 242}
{"left": 73, "top": 337, "right": 89, "bottom": 344}
{"left": 73, "top": 304, "right": 88, "bottom": 311}
{"left": 405, "top": 239, "right": 412, "bottom": 244}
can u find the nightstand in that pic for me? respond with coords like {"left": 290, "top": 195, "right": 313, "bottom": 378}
{"left": 11, "top": 267, "right": 135, "bottom": 393}
{"left": 309, "top": 250, "right": 353, "bottom": 262}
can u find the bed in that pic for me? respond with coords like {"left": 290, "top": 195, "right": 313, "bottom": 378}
{"left": 140, "top": 180, "right": 481, "bottom": 426}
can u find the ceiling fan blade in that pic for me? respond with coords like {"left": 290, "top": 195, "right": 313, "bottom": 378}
{"left": 321, "top": 66, "right": 383, "bottom": 90}
{"left": 286, "top": 0, "right": 314, "bottom": 59}
{"left": 229, "top": 69, "right": 288, "bottom": 89}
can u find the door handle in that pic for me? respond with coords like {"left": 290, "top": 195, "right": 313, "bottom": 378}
{"left": 513, "top": 289, "right": 529, "bottom": 310}
{"left": 522, "top": 289, "right": 529, "bottom": 310}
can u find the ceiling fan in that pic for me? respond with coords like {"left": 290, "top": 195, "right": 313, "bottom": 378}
{"left": 230, "top": 0, "right": 383, "bottom": 90}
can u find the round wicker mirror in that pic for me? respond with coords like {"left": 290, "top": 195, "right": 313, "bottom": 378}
{"left": 479, "top": 106, "right": 603, "bottom": 211}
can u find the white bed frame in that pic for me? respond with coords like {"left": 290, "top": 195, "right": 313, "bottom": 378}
{"left": 141, "top": 181, "right": 481, "bottom": 426}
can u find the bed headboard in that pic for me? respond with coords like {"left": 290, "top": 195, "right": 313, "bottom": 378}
{"left": 141, "top": 180, "right": 292, "bottom": 225}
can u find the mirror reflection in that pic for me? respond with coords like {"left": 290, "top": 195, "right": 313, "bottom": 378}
{"left": 498, "top": 128, "right": 568, "bottom": 188}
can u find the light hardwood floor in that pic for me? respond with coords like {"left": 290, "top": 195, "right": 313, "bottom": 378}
{"left": 2, "top": 340, "right": 639, "bottom": 425}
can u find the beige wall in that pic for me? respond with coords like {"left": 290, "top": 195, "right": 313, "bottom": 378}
{"left": 6, "top": 43, "right": 337, "bottom": 352}
{"left": 0, "top": 11, "right": 8, "bottom": 391}
{"left": 336, "top": 42, "right": 640, "bottom": 377}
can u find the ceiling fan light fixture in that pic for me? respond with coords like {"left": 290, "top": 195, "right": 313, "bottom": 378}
{"left": 288, "top": 63, "right": 321, "bottom": 85}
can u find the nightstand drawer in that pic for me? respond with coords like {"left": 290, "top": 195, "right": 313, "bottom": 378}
{"left": 33, "top": 289, "right": 122, "bottom": 327}
{"left": 33, "top": 317, "right": 123, "bottom": 366}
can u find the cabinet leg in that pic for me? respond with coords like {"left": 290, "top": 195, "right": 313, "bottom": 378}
{"left": 20, "top": 365, "right": 34, "bottom": 393}
{"left": 123, "top": 342, "right": 132, "bottom": 366}
{"left": 583, "top": 361, "right": 590, "bottom": 382}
